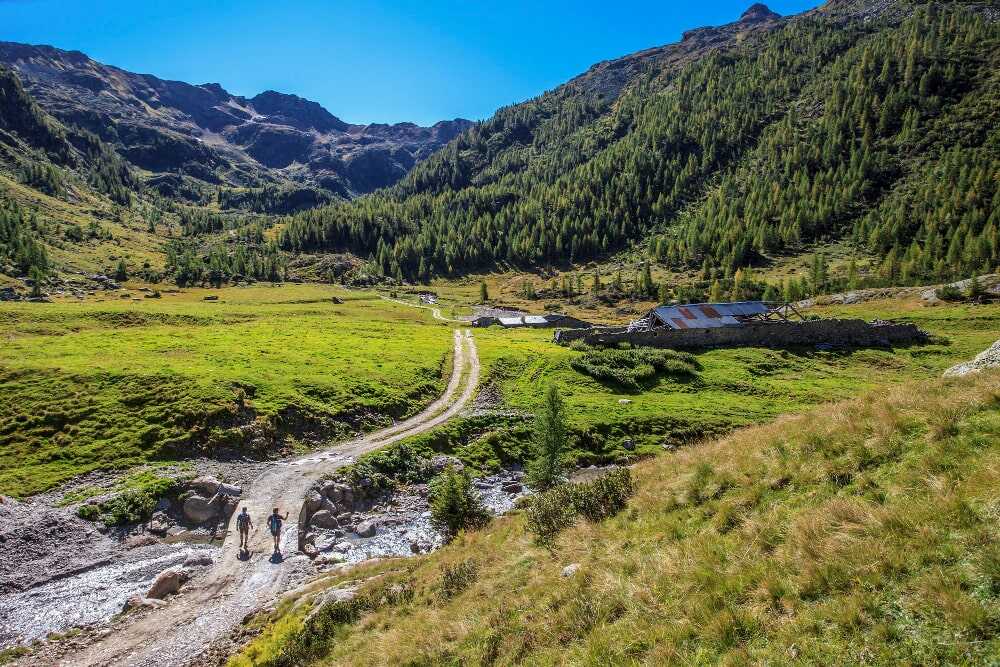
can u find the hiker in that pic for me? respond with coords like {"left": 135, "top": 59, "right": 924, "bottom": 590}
{"left": 267, "top": 508, "right": 289, "bottom": 553}
{"left": 235, "top": 507, "right": 253, "bottom": 550}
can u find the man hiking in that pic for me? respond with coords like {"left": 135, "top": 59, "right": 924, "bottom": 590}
{"left": 235, "top": 507, "right": 253, "bottom": 550}
{"left": 267, "top": 507, "right": 289, "bottom": 553}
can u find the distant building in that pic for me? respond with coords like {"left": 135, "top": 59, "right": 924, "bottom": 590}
{"left": 630, "top": 301, "right": 800, "bottom": 331}
{"left": 472, "top": 312, "right": 592, "bottom": 329}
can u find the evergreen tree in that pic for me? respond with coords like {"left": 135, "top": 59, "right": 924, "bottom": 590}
{"left": 429, "top": 465, "right": 489, "bottom": 540}
{"left": 527, "top": 385, "right": 568, "bottom": 491}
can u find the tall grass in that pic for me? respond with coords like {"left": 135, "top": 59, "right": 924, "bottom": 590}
{"left": 569, "top": 347, "right": 699, "bottom": 391}
{"left": 232, "top": 371, "right": 1000, "bottom": 665}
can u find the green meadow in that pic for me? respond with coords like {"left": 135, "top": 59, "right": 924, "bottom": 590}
{"left": 465, "top": 299, "right": 1000, "bottom": 462}
{"left": 3, "top": 282, "right": 997, "bottom": 501}
{"left": 0, "top": 285, "right": 453, "bottom": 496}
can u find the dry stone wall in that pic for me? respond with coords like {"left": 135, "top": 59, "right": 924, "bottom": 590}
{"left": 555, "top": 319, "right": 927, "bottom": 350}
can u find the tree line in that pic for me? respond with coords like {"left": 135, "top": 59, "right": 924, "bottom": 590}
{"left": 278, "top": 6, "right": 997, "bottom": 288}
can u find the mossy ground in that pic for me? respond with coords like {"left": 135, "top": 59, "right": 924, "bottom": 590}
{"left": 0, "top": 284, "right": 453, "bottom": 497}
{"left": 231, "top": 370, "right": 1000, "bottom": 666}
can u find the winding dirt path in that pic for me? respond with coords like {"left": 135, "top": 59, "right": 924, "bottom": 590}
{"left": 62, "top": 329, "right": 479, "bottom": 667}
{"left": 379, "top": 295, "right": 467, "bottom": 323}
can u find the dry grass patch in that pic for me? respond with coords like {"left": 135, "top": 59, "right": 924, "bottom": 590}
{"left": 232, "top": 371, "right": 1000, "bottom": 666}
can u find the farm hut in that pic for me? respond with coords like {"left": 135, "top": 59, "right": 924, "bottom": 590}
{"left": 630, "top": 301, "right": 800, "bottom": 331}
{"left": 471, "top": 316, "right": 500, "bottom": 327}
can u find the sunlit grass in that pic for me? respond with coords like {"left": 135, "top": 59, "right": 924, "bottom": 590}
{"left": 232, "top": 370, "right": 1000, "bottom": 666}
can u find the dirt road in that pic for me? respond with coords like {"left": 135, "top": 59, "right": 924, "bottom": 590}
{"left": 58, "top": 329, "right": 479, "bottom": 667}
{"left": 379, "top": 295, "right": 466, "bottom": 323}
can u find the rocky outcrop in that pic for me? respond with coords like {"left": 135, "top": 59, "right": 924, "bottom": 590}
{"left": 0, "top": 41, "right": 473, "bottom": 199}
{"left": 146, "top": 567, "right": 189, "bottom": 599}
{"left": 944, "top": 340, "right": 1000, "bottom": 378}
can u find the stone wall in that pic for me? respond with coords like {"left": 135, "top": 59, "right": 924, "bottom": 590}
{"left": 554, "top": 319, "right": 928, "bottom": 350}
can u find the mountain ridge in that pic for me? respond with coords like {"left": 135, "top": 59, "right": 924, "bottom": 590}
{"left": 0, "top": 40, "right": 474, "bottom": 200}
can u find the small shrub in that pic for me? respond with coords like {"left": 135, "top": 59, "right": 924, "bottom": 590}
{"left": 936, "top": 284, "right": 964, "bottom": 301}
{"left": 429, "top": 465, "right": 490, "bottom": 540}
{"left": 570, "top": 347, "right": 699, "bottom": 391}
{"left": 569, "top": 467, "right": 635, "bottom": 521}
{"left": 101, "top": 489, "right": 157, "bottom": 525}
{"left": 525, "top": 468, "right": 635, "bottom": 543}
{"left": 439, "top": 559, "right": 479, "bottom": 599}
{"left": 524, "top": 485, "right": 578, "bottom": 544}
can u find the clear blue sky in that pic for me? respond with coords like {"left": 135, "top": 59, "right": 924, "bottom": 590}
{"left": 0, "top": 0, "right": 818, "bottom": 125}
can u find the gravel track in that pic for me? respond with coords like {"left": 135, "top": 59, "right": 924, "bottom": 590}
{"left": 52, "top": 329, "right": 479, "bottom": 667}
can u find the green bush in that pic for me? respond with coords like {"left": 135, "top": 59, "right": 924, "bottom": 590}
{"left": 76, "top": 475, "right": 180, "bottom": 526}
{"left": 936, "top": 284, "right": 964, "bottom": 301}
{"left": 570, "top": 348, "right": 699, "bottom": 391}
{"left": 439, "top": 559, "right": 479, "bottom": 599}
{"left": 101, "top": 489, "right": 157, "bottom": 525}
{"left": 429, "top": 465, "right": 490, "bottom": 540}
{"left": 525, "top": 467, "right": 635, "bottom": 544}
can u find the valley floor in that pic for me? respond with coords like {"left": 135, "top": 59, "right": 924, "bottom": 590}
{"left": 2, "top": 285, "right": 999, "bottom": 665}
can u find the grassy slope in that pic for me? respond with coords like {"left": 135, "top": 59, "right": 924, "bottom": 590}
{"left": 0, "top": 285, "right": 453, "bottom": 496}
{"left": 0, "top": 173, "right": 167, "bottom": 281}
{"left": 233, "top": 370, "right": 1000, "bottom": 666}
{"left": 467, "top": 300, "right": 1000, "bottom": 462}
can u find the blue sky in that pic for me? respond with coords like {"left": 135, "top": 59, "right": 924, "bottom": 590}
{"left": 0, "top": 0, "right": 817, "bottom": 125}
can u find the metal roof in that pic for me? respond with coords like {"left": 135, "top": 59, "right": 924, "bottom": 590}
{"left": 498, "top": 317, "right": 524, "bottom": 327}
{"left": 523, "top": 315, "right": 548, "bottom": 325}
{"left": 649, "top": 301, "right": 769, "bottom": 330}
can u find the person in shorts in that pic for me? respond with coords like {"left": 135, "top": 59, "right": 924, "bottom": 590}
{"left": 235, "top": 507, "right": 253, "bottom": 550}
{"left": 267, "top": 507, "right": 288, "bottom": 553}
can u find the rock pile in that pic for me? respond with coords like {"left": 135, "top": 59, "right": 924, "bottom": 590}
{"left": 943, "top": 339, "right": 1000, "bottom": 378}
{"left": 299, "top": 465, "right": 529, "bottom": 565}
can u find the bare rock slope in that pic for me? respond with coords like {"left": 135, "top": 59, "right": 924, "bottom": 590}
{"left": 0, "top": 41, "right": 472, "bottom": 201}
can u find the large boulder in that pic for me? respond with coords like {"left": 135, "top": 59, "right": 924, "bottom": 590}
{"left": 190, "top": 476, "right": 222, "bottom": 497}
{"left": 310, "top": 509, "right": 341, "bottom": 530}
{"left": 147, "top": 567, "right": 189, "bottom": 599}
{"left": 190, "top": 476, "right": 241, "bottom": 498}
{"left": 218, "top": 482, "right": 242, "bottom": 497}
{"left": 320, "top": 481, "right": 351, "bottom": 504}
{"left": 183, "top": 551, "right": 214, "bottom": 568}
{"left": 302, "top": 490, "right": 327, "bottom": 515}
{"left": 355, "top": 520, "right": 377, "bottom": 538}
{"left": 182, "top": 494, "right": 221, "bottom": 524}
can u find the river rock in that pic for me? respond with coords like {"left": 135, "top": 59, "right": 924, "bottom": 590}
{"left": 218, "top": 482, "right": 242, "bottom": 497}
{"left": 125, "top": 595, "right": 167, "bottom": 610}
{"left": 182, "top": 494, "right": 220, "bottom": 524}
{"left": 310, "top": 509, "right": 340, "bottom": 530}
{"left": 190, "top": 476, "right": 222, "bottom": 497}
{"left": 315, "top": 552, "right": 345, "bottom": 566}
{"left": 355, "top": 520, "right": 377, "bottom": 538}
{"left": 147, "top": 567, "right": 189, "bottom": 599}
{"left": 561, "top": 563, "right": 581, "bottom": 577}
{"left": 501, "top": 481, "right": 523, "bottom": 493}
{"left": 303, "top": 490, "right": 327, "bottom": 515}
{"left": 183, "top": 551, "right": 214, "bottom": 567}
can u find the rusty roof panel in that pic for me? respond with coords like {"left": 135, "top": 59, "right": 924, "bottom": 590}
{"left": 650, "top": 302, "right": 768, "bottom": 330}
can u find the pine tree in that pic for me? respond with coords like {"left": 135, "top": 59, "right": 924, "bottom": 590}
{"left": 429, "top": 465, "right": 489, "bottom": 541}
{"left": 709, "top": 279, "right": 724, "bottom": 302}
{"left": 526, "top": 385, "right": 568, "bottom": 491}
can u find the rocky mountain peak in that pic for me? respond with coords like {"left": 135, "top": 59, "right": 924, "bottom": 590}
{"left": 739, "top": 3, "right": 781, "bottom": 23}
{"left": 248, "top": 90, "right": 349, "bottom": 133}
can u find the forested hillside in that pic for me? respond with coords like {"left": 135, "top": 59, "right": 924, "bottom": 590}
{"left": 280, "top": 1, "right": 999, "bottom": 286}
